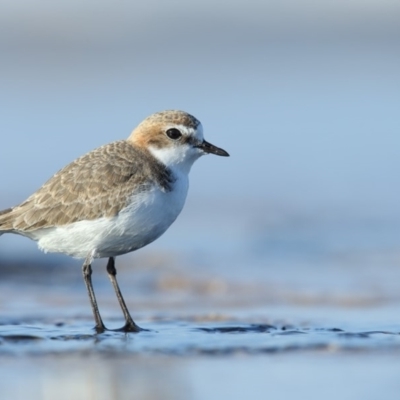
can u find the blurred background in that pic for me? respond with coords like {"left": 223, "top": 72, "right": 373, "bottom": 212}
{"left": 0, "top": 0, "right": 400, "bottom": 311}
{"left": 1, "top": 2, "right": 400, "bottom": 399}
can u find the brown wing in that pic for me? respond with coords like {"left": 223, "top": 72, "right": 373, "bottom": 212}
{"left": 0, "top": 140, "right": 172, "bottom": 232}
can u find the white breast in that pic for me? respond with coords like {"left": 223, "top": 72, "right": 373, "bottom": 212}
{"left": 34, "top": 172, "right": 189, "bottom": 259}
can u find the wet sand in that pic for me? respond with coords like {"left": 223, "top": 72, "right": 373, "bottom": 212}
{"left": 1, "top": 246, "right": 400, "bottom": 400}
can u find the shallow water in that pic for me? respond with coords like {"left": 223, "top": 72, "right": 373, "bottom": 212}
{"left": 1, "top": 232, "right": 400, "bottom": 400}
{"left": 2, "top": 352, "right": 400, "bottom": 400}
{"left": 1, "top": 209, "right": 400, "bottom": 399}
{"left": 1, "top": 317, "right": 400, "bottom": 356}
{"left": 1, "top": 314, "right": 400, "bottom": 400}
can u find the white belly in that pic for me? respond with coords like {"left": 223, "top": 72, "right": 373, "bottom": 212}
{"left": 34, "top": 177, "right": 189, "bottom": 259}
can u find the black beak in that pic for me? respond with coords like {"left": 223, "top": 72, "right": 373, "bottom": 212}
{"left": 196, "top": 140, "right": 230, "bottom": 157}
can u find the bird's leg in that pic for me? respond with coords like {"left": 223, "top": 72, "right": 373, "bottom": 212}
{"left": 82, "top": 254, "right": 107, "bottom": 333}
{"left": 106, "top": 257, "right": 142, "bottom": 332}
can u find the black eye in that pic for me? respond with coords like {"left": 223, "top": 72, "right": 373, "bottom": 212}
{"left": 166, "top": 128, "right": 182, "bottom": 140}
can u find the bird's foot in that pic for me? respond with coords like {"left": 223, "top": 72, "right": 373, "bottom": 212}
{"left": 113, "top": 320, "right": 145, "bottom": 333}
{"left": 93, "top": 322, "right": 107, "bottom": 334}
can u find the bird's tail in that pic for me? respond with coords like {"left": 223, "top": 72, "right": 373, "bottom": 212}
{"left": 0, "top": 208, "right": 13, "bottom": 234}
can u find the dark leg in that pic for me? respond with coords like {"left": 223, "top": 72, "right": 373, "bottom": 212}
{"left": 106, "top": 257, "right": 142, "bottom": 332}
{"left": 82, "top": 255, "right": 107, "bottom": 333}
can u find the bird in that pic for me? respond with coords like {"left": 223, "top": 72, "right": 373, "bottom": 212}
{"left": 0, "top": 110, "right": 229, "bottom": 333}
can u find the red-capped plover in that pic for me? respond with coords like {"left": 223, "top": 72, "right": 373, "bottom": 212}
{"left": 0, "top": 110, "right": 229, "bottom": 333}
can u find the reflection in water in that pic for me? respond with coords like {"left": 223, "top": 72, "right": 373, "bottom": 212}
{"left": 1, "top": 356, "right": 189, "bottom": 400}
{"left": 1, "top": 320, "right": 400, "bottom": 400}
